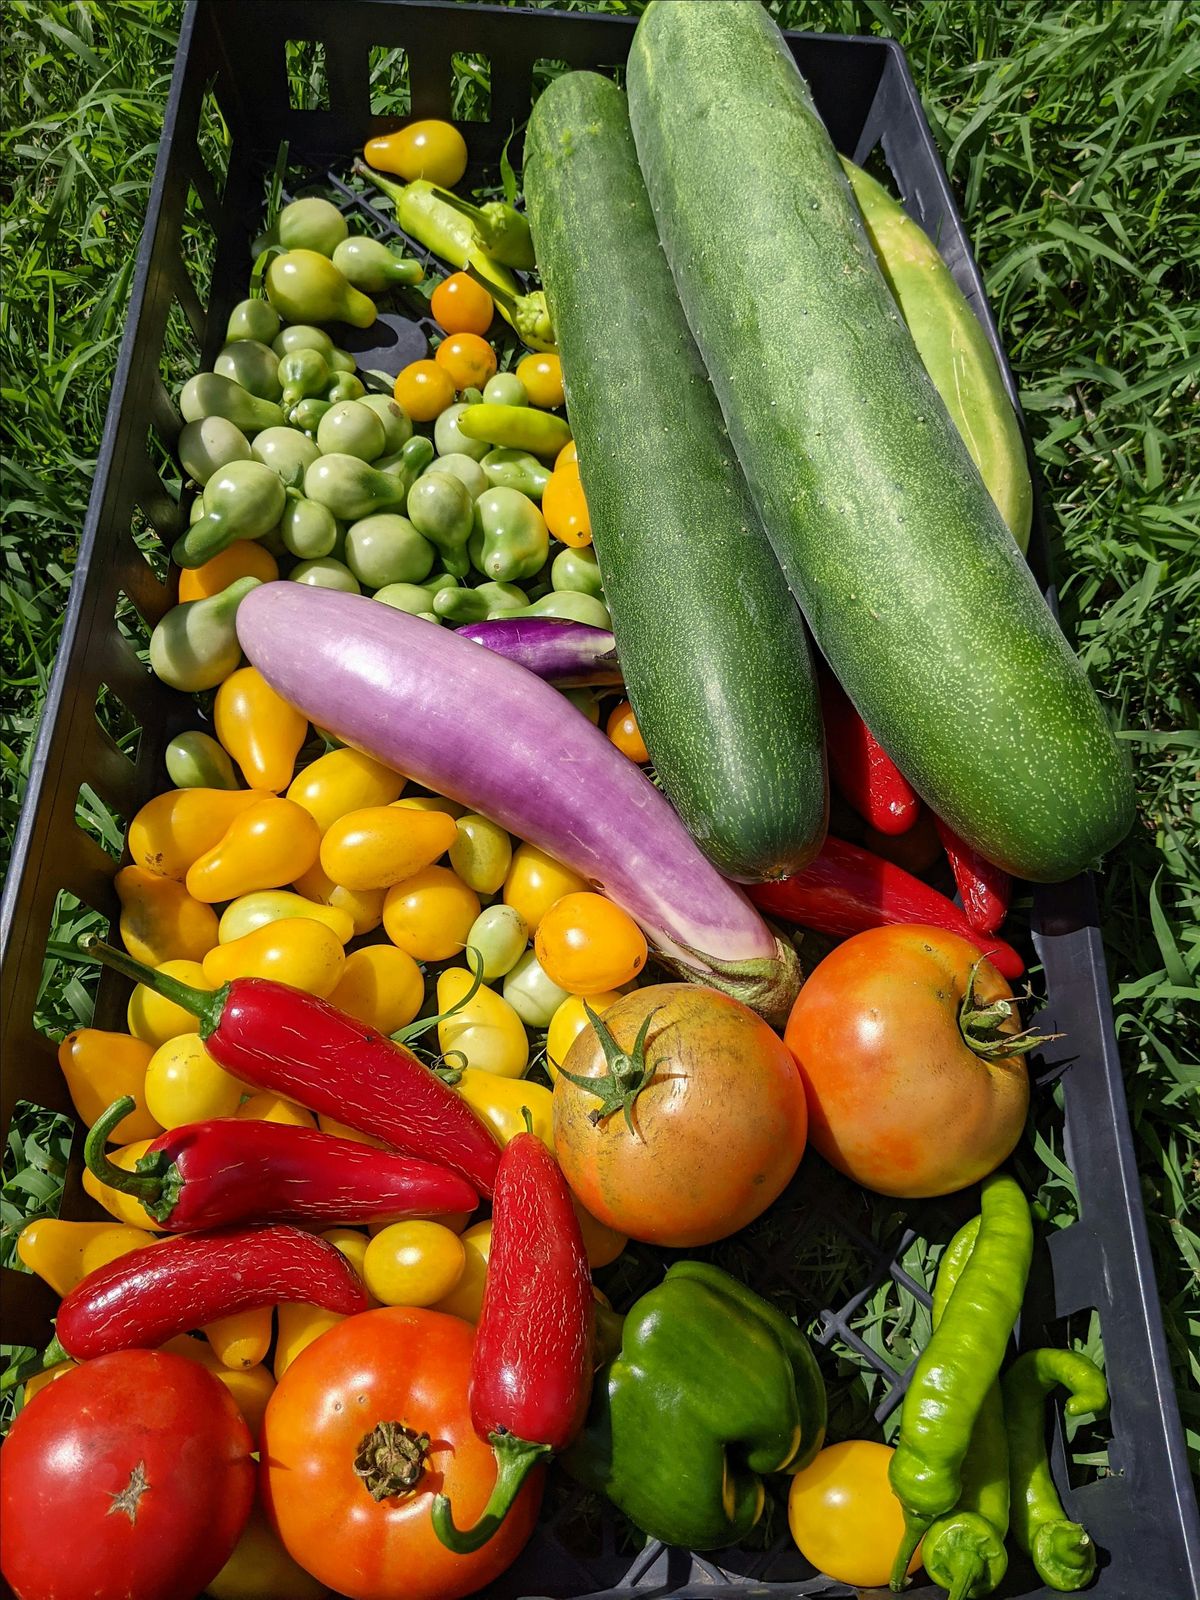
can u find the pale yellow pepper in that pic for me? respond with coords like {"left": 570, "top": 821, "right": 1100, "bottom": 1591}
{"left": 437, "top": 966, "right": 529, "bottom": 1078}
{"left": 204, "top": 1305, "right": 273, "bottom": 1370}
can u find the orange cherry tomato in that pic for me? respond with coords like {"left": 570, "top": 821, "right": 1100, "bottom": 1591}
{"left": 260, "top": 1308, "right": 542, "bottom": 1600}
{"left": 788, "top": 1441, "right": 923, "bottom": 1588}
{"left": 515, "top": 351, "right": 564, "bottom": 409}
{"left": 434, "top": 332, "right": 497, "bottom": 392}
{"left": 393, "top": 360, "right": 455, "bottom": 422}
{"left": 430, "top": 272, "right": 494, "bottom": 336}
{"left": 177, "top": 542, "right": 278, "bottom": 603}
{"left": 606, "top": 700, "right": 649, "bottom": 763}
{"left": 534, "top": 892, "right": 647, "bottom": 994}
{"left": 553, "top": 984, "right": 807, "bottom": 1248}
{"left": 542, "top": 463, "right": 591, "bottom": 548}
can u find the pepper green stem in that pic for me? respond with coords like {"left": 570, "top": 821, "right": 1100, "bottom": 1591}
{"left": 1032, "top": 1520, "right": 1097, "bottom": 1592}
{"left": 391, "top": 945, "right": 485, "bottom": 1047}
{"left": 431, "top": 1432, "right": 550, "bottom": 1553}
{"left": 83, "top": 1099, "right": 178, "bottom": 1221}
{"left": 890, "top": 1510, "right": 930, "bottom": 1591}
{"left": 79, "top": 936, "right": 225, "bottom": 1038}
{"left": 924, "top": 1510, "right": 1009, "bottom": 1599}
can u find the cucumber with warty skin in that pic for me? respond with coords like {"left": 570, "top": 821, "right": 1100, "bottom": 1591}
{"left": 842, "top": 158, "right": 1033, "bottom": 553}
{"left": 627, "top": 0, "right": 1133, "bottom": 883}
{"left": 525, "top": 70, "right": 827, "bottom": 882}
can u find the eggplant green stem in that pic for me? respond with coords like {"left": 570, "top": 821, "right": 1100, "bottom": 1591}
{"left": 431, "top": 1432, "right": 550, "bottom": 1553}
{"left": 80, "top": 936, "right": 224, "bottom": 1038}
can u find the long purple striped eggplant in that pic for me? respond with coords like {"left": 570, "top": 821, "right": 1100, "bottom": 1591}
{"left": 238, "top": 584, "right": 800, "bottom": 1024}
{"left": 455, "top": 616, "right": 622, "bottom": 686}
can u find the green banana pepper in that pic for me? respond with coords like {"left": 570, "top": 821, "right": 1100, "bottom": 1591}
{"left": 457, "top": 403, "right": 572, "bottom": 460}
{"left": 481, "top": 448, "right": 551, "bottom": 500}
{"left": 469, "top": 487, "right": 549, "bottom": 582}
{"left": 567, "top": 1261, "right": 826, "bottom": 1552}
{"left": 428, "top": 184, "right": 535, "bottom": 270}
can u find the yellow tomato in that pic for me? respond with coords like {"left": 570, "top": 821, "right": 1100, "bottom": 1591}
{"left": 542, "top": 461, "right": 591, "bottom": 547}
{"left": 321, "top": 1226, "right": 372, "bottom": 1285}
{"left": 127, "top": 959, "right": 214, "bottom": 1048}
{"left": 435, "top": 332, "right": 497, "bottom": 391}
{"left": 292, "top": 860, "right": 386, "bottom": 937}
{"left": 79, "top": 1225, "right": 157, "bottom": 1277}
{"left": 394, "top": 794, "right": 466, "bottom": 818}
{"left": 127, "top": 788, "right": 269, "bottom": 881}
{"left": 205, "top": 1503, "right": 328, "bottom": 1600}
{"left": 274, "top": 1303, "right": 343, "bottom": 1381}
{"left": 236, "top": 1093, "right": 316, "bottom": 1129}
{"left": 437, "top": 967, "right": 529, "bottom": 1078}
{"left": 393, "top": 359, "right": 455, "bottom": 422}
{"left": 214, "top": 666, "right": 308, "bottom": 792}
{"left": 788, "top": 1441, "right": 923, "bottom": 1589}
{"left": 555, "top": 439, "right": 578, "bottom": 470}
{"left": 24, "top": 1362, "right": 76, "bottom": 1403}
{"left": 431, "top": 1220, "right": 491, "bottom": 1323}
{"left": 82, "top": 1140, "right": 164, "bottom": 1231}
{"left": 202, "top": 917, "right": 345, "bottom": 998}
{"left": 363, "top": 1220, "right": 465, "bottom": 1306}
{"left": 382, "top": 865, "right": 480, "bottom": 961}
{"left": 572, "top": 1195, "right": 627, "bottom": 1269}
{"left": 535, "top": 892, "right": 648, "bottom": 994}
{"left": 17, "top": 1220, "right": 139, "bottom": 1296}
{"left": 453, "top": 1067, "right": 551, "bottom": 1151}
{"left": 545, "top": 990, "right": 625, "bottom": 1082}
{"left": 365, "top": 120, "right": 468, "bottom": 187}
{"left": 218, "top": 890, "right": 354, "bottom": 946}
{"left": 57, "top": 1028, "right": 159, "bottom": 1141}
{"left": 115, "top": 865, "right": 218, "bottom": 967}
{"left": 516, "top": 351, "right": 565, "bottom": 408}
{"left": 318, "top": 1113, "right": 387, "bottom": 1150}
{"left": 287, "top": 747, "right": 405, "bottom": 834}
{"left": 320, "top": 804, "right": 458, "bottom": 891}
{"left": 186, "top": 798, "right": 321, "bottom": 903}
{"left": 177, "top": 541, "right": 278, "bottom": 604}
{"left": 503, "top": 842, "right": 589, "bottom": 934}
{"left": 144, "top": 1033, "right": 245, "bottom": 1128}
{"left": 328, "top": 944, "right": 425, "bottom": 1034}
{"left": 430, "top": 272, "right": 494, "bottom": 336}
{"left": 204, "top": 1305, "right": 272, "bottom": 1370}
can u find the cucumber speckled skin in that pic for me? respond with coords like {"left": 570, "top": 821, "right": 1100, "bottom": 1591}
{"left": 627, "top": 0, "right": 1133, "bottom": 883}
{"left": 525, "top": 70, "right": 826, "bottom": 881}
{"left": 843, "top": 158, "right": 1033, "bottom": 553}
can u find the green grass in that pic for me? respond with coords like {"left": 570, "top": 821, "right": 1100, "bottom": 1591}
{"left": 1, "top": 0, "right": 1196, "bottom": 1478}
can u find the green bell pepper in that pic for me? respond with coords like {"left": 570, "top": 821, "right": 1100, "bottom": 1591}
{"left": 469, "top": 487, "right": 549, "bottom": 582}
{"left": 567, "top": 1261, "right": 826, "bottom": 1552}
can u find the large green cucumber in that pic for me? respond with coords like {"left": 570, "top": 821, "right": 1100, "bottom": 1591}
{"left": 843, "top": 159, "right": 1033, "bottom": 553}
{"left": 627, "top": 1, "right": 1133, "bottom": 882}
{"left": 525, "top": 70, "right": 826, "bottom": 881}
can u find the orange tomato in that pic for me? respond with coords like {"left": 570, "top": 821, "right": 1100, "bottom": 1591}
{"left": 553, "top": 983, "right": 807, "bottom": 1248}
{"left": 393, "top": 360, "right": 455, "bottom": 422}
{"left": 554, "top": 439, "right": 578, "bottom": 471}
{"left": 178, "top": 542, "right": 278, "bottom": 603}
{"left": 515, "top": 351, "right": 564, "bottom": 408}
{"left": 260, "top": 1308, "right": 542, "bottom": 1600}
{"left": 430, "top": 272, "right": 494, "bottom": 336}
{"left": 783, "top": 926, "right": 1028, "bottom": 1198}
{"left": 542, "top": 463, "right": 591, "bottom": 547}
{"left": 434, "top": 332, "right": 497, "bottom": 391}
{"left": 534, "top": 892, "right": 647, "bottom": 994}
{"left": 606, "top": 700, "right": 649, "bottom": 763}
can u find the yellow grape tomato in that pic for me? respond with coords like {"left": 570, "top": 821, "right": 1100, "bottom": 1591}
{"left": 287, "top": 747, "right": 405, "bottom": 834}
{"left": 502, "top": 842, "right": 589, "bottom": 934}
{"left": 144, "top": 1033, "right": 245, "bottom": 1128}
{"left": 203, "top": 917, "right": 345, "bottom": 998}
{"left": 328, "top": 944, "right": 425, "bottom": 1034}
{"left": 127, "top": 959, "right": 214, "bottom": 1048}
{"left": 363, "top": 1221, "right": 466, "bottom": 1307}
{"left": 382, "top": 865, "right": 480, "bottom": 962}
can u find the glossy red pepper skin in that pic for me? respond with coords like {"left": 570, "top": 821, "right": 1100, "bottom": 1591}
{"left": 80, "top": 940, "right": 503, "bottom": 1198}
{"left": 748, "top": 835, "right": 1024, "bottom": 980}
{"left": 85, "top": 1104, "right": 478, "bottom": 1230}
{"left": 432, "top": 1133, "right": 593, "bottom": 1554}
{"left": 819, "top": 667, "right": 920, "bottom": 836}
{"left": 55, "top": 1225, "right": 366, "bottom": 1361}
{"left": 934, "top": 817, "right": 1013, "bottom": 937}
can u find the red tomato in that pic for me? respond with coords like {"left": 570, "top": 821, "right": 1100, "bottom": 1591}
{"left": 0, "top": 1350, "right": 254, "bottom": 1600}
{"left": 260, "top": 1307, "right": 542, "bottom": 1600}
{"left": 783, "top": 926, "right": 1030, "bottom": 1198}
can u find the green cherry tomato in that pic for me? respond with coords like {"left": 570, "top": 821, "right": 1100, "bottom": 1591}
{"left": 344, "top": 514, "right": 435, "bottom": 589}
{"left": 317, "top": 401, "right": 388, "bottom": 463}
{"left": 449, "top": 814, "right": 513, "bottom": 895}
{"left": 290, "top": 557, "right": 361, "bottom": 593}
{"left": 465, "top": 903, "right": 529, "bottom": 981}
{"left": 502, "top": 948, "right": 571, "bottom": 1028}
{"left": 551, "top": 544, "right": 604, "bottom": 598}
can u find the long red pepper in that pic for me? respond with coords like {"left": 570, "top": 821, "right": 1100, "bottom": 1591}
{"left": 934, "top": 817, "right": 1013, "bottom": 937}
{"left": 432, "top": 1132, "right": 593, "bottom": 1553}
{"left": 55, "top": 1226, "right": 366, "bottom": 1362}
{"left": 819, "top": 667, "right": 920, "bottom": 836}
{"left": 83, "top": 1098, "right": 478, "bottom": 1230}
{"left": 748, "top": 835, "right": 1024, "bottom": 979}
{"left": 82, "top": 937, "right": 503, "bottom": 1197}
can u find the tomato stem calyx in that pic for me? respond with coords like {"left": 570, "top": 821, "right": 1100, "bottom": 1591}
{"left": 353, "top": 1422, "right": 430, "bottom": 1501}
{"left": 556, "top": 1004, "right": 661, "bottom": 1131}
{"left": 958, "top": 958, "right": 1061, "bottom": 1062}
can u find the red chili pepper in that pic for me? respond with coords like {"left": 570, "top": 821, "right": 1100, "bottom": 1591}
{"left": 82, "top": 1097, "right": 478, "bottom": 1230}
{"left": 53, "top": 1225, "right": 366, "bottom": 1362}
{"left": 432, "top": 1132, "right": 593, "bottom": 1553}
{"left": 82, "top": 938, "right": 502, "bottom": 1197}
{"left": 819, "top": 667, "right": 920, "bottom": 836}
{"left": 934, "top": 816, "right": 1013, "bottom": 937}
{"left": 748, "top": 835, "right": 1024, "bottom": 979}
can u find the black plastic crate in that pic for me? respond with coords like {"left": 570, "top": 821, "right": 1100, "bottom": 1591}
{"left": 1, "top": 4, "right": 1196, "bottom": 1598}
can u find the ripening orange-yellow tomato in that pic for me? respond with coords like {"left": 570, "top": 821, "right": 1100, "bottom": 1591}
{"left": 607, "top": 700, "right": 650, "bottom": 764}
{"left": 516, "top": 351, "right": 564, "bottom": 409}
{"left": 364, "top": 120, "right": 467, "bottom": 187}
{"left": 382, "top": 865, "right": 480, "bottom": 962}
{"left": 393, "top": 360, "right": 455, "bottom": 422}
{"left": 535, "top": 892, "right": 648, "bottom": 994}
{"left": 430, "top": 272, "right": 494, "bottom": 336}
{"left": 542, "top": 462, "right": 591, "bottom": 548}
{"left": 502, "top": 842, "right": 589, "bottom": 935}
{"left": 435, "top": 332, "right": 497, "bottom": 392}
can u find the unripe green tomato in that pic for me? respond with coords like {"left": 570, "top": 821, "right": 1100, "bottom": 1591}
{"left": 407, "top": 471, "right": 473, "bottom": 548}
{"left": 358, "top": 393, "right": 413, "bottom": 454}
{"left": 426, "top": 452, "right": 488, "bottom": 500}
{"left": 482, "top": 372, "right": 527, "bottom": 408}
{"left": 215, "top": 339, "right": 283, "bottom": 402}
{"left": 503, "top": 949, "right": 572, "bottom": 1028}
{"left": 273, "top": 325, "right": 335, "bottom": 359}
{"left": 290, "top": 557, "right": 361, "bottom": 593}
{"left": 317, "top": 401, "right": 387, "bottom": 463}
{"left": 277, "top": 196, "right": 349, "bottom": 257}
{"left": 373, "top": 582, "right": 441, "bottom": 619}
{"left": 449, "top": 814, "right": 513, "bottom": 895}
{"left": 551, "top": 544, "right": 604, "bottom": 598}
{"left": 434, "top": 403, "right": 489, "bottom": 462}
{"left": 465, "top": 904, "right": 528, "bottom": 981}
{"left": 325, "top": 373, "right": 366, "bottom": 404}
{"left": 251, "top": 426, "right": 320, "bottom": 486}
{"left": 225, "top": 297, "right": 280, "bottom": 345}
{"left": 561, "top": 688, "right": 601, "bottom": 725}
{"left": 178, "top": 417, "right": 251, "bottom": 486}
{"left": 165, "top": 730, "right": 239, "bottom": 789}
{"left": 280, "top": 496, "right": 339, "bottom": 559}
{"left": 344, "top": 514, "right": 434, "bottom": 589}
